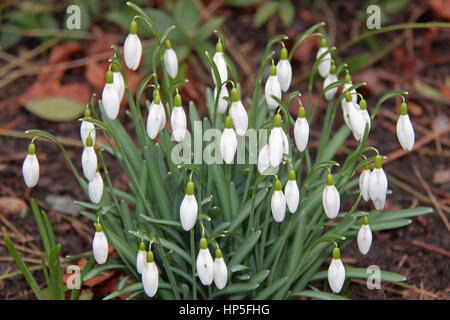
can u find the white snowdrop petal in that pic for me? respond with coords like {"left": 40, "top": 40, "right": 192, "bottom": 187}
{"left": 265, "top": 75, "right": 282, "bottom": 110}
{"left": 323, "top": 73, "right": 338, "bottom": 101}
{"left": 357, "top": 224, "right": 372, "bottom": 255}
{"left": 258, "top": 144, "right": 271, "bottom": 174}
{"left": 269, "top": 128, "right": 284, "bottom": 167}
{"left": 136, "top": 250, "right": 146, "bottom": 274}
{"left": 396, "top": 114, "right": 415, "bottom": 151}
{"left": 322, "top": 185, "right": 340, "bottom": 219}
{"left": 22, "top": 154, "right": 39, "bottom": 188}
{"left": 220, "top": 128, "right": 237, "bottom": 164}
{"left": 80, "top": 120, "right": 95, "bottom": 147}
{"left": 229, "top": 101, "right": 248, "bottom": 136}
{"left": 368, "top": 168, "right": 388, "bottom": 210}
{"left": 212, "top": 52, "right": 228, "bottom": 86}
{"left": 197, "top": 248, "right": 214, "bottom": 285}
{"left": 317, "top": 47, "right": 331, "bottom": 78}
{"left": 271, "top": 190, "right": 286, "bottom": 222}
{"left": 276, "top": 59, "right": 292, "bottom": 92}
{"left": 92, "top": 231, "right": 108, "bottom": 265}
{"left": 284, "top": 180, "right": 300, "bottom": 213}
{"left": 81, "top": 146, "right": 97, "bottom": 181}
{"left": 142, "top": 261, "right": 159, "bottom": 297}
{"left": 88, "top": 172, "right": 103, "bottom": 204}
{"left": 328, "top": 258, "right": 345, "bottom": 293}
{"left": 164, "top": 48, "right": 178, "bottom": 79}
{"left": 348, "top": 102, "right": 365, "bottom": 140}
{"left": 214, "top": 86, "right": 229, "bottom": 114}
{"left": 213, "top": 257, "right": 228, "bottom": 290}
{"left": 102, "top": 83, "right": 120, "bottom": 120}
{"left": 294, "top": 118, "right": 309, "bottom": 152}
{"left": 171, "top": 106, "right": 187, "bottom": 142}
{"left": 113, "top": 71, "right": 125, "bottom": 102}
{"left": 359, "top": 169, "right": 371, "bottom": 202}
{"left": 124, "top": 34, "right": 142, "bottom": 70}
{"left": 179, "top": 194, "right": 198, "bottom": 231}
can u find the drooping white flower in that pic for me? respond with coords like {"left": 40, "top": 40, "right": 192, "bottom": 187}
{"left": 197, "top": 238, "right": 214, "bottom": 286}
{"left": 102, "top": 70, "right": 120, "bottom": 120}
{"left": 164, "top": 40, "right": 178, "bottom": 79}
{"left": 88, "top": 171, "right": 103, "bottom": 204}
{"left": 81, "top": 136, "right": 97, "bottom": 181}
{"left": 136, "top": 241, "right": 147, "bottom": 274}
{"left": 142, "top": 251, "right": 159, "bottom": 297}
{"left": 258, "top": 144, "right": 271, "bottom": 174}
{"left": 276, "top": 47, "right": 292, "bottom": 92}
{"left": 92, "top": 223, "right": 108, "bottom": 265}
{"left": 396, "top": 102, "right": 415, "bottom": 151}
{"left": 268, "top": 114, "right": 285, "bottom": 168}
{"left": 214, "top": 86, "right": 229, "bottom": 114}
{"left": 359, "top": 98, "right": 371, "bottom": 134}
{"left": 294, "top": 106, "right": 309, "bottom": 152}
{"left": 322, "top": 173, "right": 340, "bottom": 219}
{"left": 212, "top": 41, "right": 228, "bottom": 86}
{"left": 359, "top": 165, "right": 371, "bottom": 202}
{"left": 111, "top": 63, "right": 125, "bottom": 102}
{"left": 146, "top": 91, "right": 166, "bottom": 140}
{"left": 220, "top": 116, "right": 238, "bottom": 164}
{"left": 80, "top": 109, "right": 96, "bottom": 147}
{"left": 328, "top": 247, "right": 345, "bottom": 293}
{"left": 281, "top": 129, "right": 289, "bottom": 164}
{"left": 368, "top": 155, "right": 388, "bottom": 211}
{"left": 213, "top": 248, "right": 228, "bottom": 290}
{"left": 284, "top": 170, "right": 300, "bottom": 213}
{"left": 179, "top": 181, "right": 198, "bottom": 231}
{"left": 342, "top": 91, "right": 365, "bottom": 141}
{"left": 22, "top": 143, "right": 39, "bottom": 188}
{"left": 357, "top": 217, "right": 372, "bottom": 255}
{"left": 229, "top": 88, "right": 248, "bottom": 136}
{"left": 323, "top": 63, "right": 338, "bottom": 101}
{"left": 124, "top": 20, "right": 142, "bottom": 71}
{"left": 170, "top": 93, "right": 187, "bottom": 142}
{"left": 271, "top": 179, "right": 286, "bottom": 222}
{"left": 316, "top": 38, "right": 331, "bottom": 78}
{"left": 265, "top": 64, "right": 282, "bottom": 110}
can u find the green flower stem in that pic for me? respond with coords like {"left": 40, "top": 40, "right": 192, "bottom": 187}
{"left": 190, "top": 229, "right": 197, "bottom": 300}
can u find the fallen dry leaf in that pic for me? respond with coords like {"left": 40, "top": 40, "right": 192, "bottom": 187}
{"left": 0, "top": 197, "right": 27, "bottom": 216}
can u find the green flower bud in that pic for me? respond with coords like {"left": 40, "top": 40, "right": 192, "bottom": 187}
{"left": 216, "top": 40, "right": 224, "bottom": 53}
{"left": 363, "top": 216, "right": 369, "bottom": 225}
{"left": 200, "top": 237, "right": 208, "bottom": 250}
{"left": 280, "top": 47, "right": 288, "bottom": 60}
{"left": 174, "top": 93, "right": 182, "bottom": 107}
{"left": 270, "top": 64, "right": 277, "bottom": 76}
{"left": 360, "top": 99, "right": 367, "bottom": 110}
{"left": 165, "top": 39, "right": 172, "bottom": 49}
{"left": 111, "top": 63, "right": 120, "bottom": 73}
{"left": 298, "top": 106, "right": 305, "bottom": 118}
{"left": 320, "top": 37, "right": 327, "bottom": 48}
{"left": 86, "top": 135, "right": 93, "bottom": 147}
{"left": 153, "top": 90, "right": 161, "bottom": 104}
{"left": 225, "top": 115, "right": 233, "bottom": 129}
{"left": 274, "top": 113, "right": 282, "bottom": 127}
{"left": 274, "top": 179, "right": 282, "bottom": 191}
{"left": 95, "top": 222, "right": 103, "bottom": 233}
{"left": 344, "top": 90, "right": 352, "bottom": 102}
{"left": 105, "top": 70, "right": 113, "bottom": 84}
{"left": 28, "top": 143, "right": 36, "bottom": 155}
{"left": 230, "top": 87, "right": 239, "bottom": 102}
{"left": 186, "top": 180, "right": 194, "bottom": 195}
{"left": 326, "top": 173, "right": 334, "bottom": 186}
{"left": 330, "top": 63, "right": 336, "bottom": 75}
{"left": 130, "top": 20, "right": 138, "bottom": 35}
{"left": 332, "top": 246, "right": 340, "bottom": 259}
{"left": 375, "top": 155, "right": 382, "bottom": 169}
{"left": 400, "top": 102, "right": 408, "bottom": 116}
{"left": 215, "top": 248, "right": 223, "bottom": 259}
{"left": 139, "top": 241, "right": 146, "bottom": 251}
{"left": 84, "top": 107, "right": 91, "bottom": 118}
{"left": 146, "top": 250, "right": 154, "bottom": 263}
{"left": 289, "top": 170, "right": 296, "bottom": 181}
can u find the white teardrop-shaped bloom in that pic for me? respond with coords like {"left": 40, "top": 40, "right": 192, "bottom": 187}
{"left": 88, "top": 171, "right": 103, "bottom": 204}
{"left": 343, "top": 82, "right": 357, "bottom": 104}
{"left": 113, "top": 71, "right": 125, "bottom": 102}
{"left": 322, "top": 185, "right": 340, "bottom": 219}
{"left": 214, "top": 86, "right": 229, "bottom": 114}
{"left": 179, "top": 194, "right": 198, "bottom": 231}
{"left": 170, "top": 106, "right": 187, "bottom": 142}
{"left": 124, "top": 33, "right": 142, "bottom": 71}
{"left": 196, "top": 248, "right": 214, "bottom": 285}
{"left": 22, "top": 154, "right": 39, "bottom": 188}
{"left": 328, "top": 258, "right": 345, "bottom": 293}
{"left": 360, "top": 108, "right": 371, "bottom": 133}
{"left": 284, "top": 180, "right": 299, "bottom": 213}
{"left": 102, "top": 83, "right": 120, "bottom": 120}
{"left": 136, "top": 249, "right": 146, "bottom": 274}
{"left": 164, "top": 48, "right": 178, "bottom": 79}
{"left": 213, "top": 257, "right": 228, "bottom": 290}
{"left": 146, "top": 102, "right": 166, "bottom": 139}
{"left": 396, "top": 114, "right": 415, "bottom": 151}
{"left": 220, "top": 128, "right": 237, "bottom": 164}
{"left": 142, "top": 261, "right": 159, "bottom": 297}
{"left": 281, "top": 130, "right": 289, "bottom": 164}
{"left": 81, "top": 146, "right": 97, "bottom": 181}
{"left": 212, "top": 52, "right": 228, "bottom": 86}
{"left": 347, "top": 102, "right": 365, "bottom": 141}
{"left": 268, "top": 127, "right": 284, "bottom": 168}
{"left": 276, "top": 59, "right": 292, "bottom": 92}
{"left": 265, "top": 75, "right": 282, "bottom": 110}
{"left": 368, "top": 168, "right": 388, "bottom": 211}
{"left": 316, "top": 47, "right": 331, "bottom": 78}
{"left": 359, "top": 169, "right": 371, "bottom": 202}
{"left": 92, "top": 231, "right": 108, "bottom": 265}
{"left": 341, "top": 99, "right": 353, "bottom": 130}
{"left": 229, "top": 100, "right": 248, "bottom": 136}
{"left": 271, "top": 190, "right": 286, "bottom": 222}
{"left": 323, "top": 73, "right": 338, "bottom": 101}
{"left": 257, "top": 144, "right": 271, "bottom": 174}
{"left": 294, "top": 117, "right": 309, "bottom": 152}
{"left": 357, "top": 224, "right": 372, "bottom": 255}
{"left": 80, "top": 120, "right": 95, "bottom": 147}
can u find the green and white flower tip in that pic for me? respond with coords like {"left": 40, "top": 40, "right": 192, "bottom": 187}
{"left": 316, "top": 37, "right": 331, "bottom": 78}
{"left": 124, "top": 20, "right": 142, "bottom": 71}
{"left": 212, "top": 40, "right": 228, "bottom": 87}
{"left": 88, "top": 168, "right": 103, "bottom": 204}
{"left": 328, "top": 247, "right": 345, "bottom": 294}
{"left": 179, "top": 181, "right": 198, "bottom": 231}
{"left": 229, "top": 87, "right": 248, "bottom": 136}
{"left": 80, "top": 107, "right": 96, "bottom": 147}
{"left": 213, "top": 248, "right": 228, "bottom": 290}
{"left": 271, "top": 179, "right": 286, "bottom": 222}
{"left": 323, "top": 62, "right": 338, "bottom": 101}
{"left": 265, "top": 63, "right": 282, "bottom": 110}
{"left": 92, "top": 222, "right": 108, "bottom": 265}
{"left": 276, "top": 46, "right": 292, "bottom": 92}
{"left": 343, "top": 90, "right": 365, "bottom": 142}
{"left": 359, "top": 163, "right": 372, "bottom": 202}
{"left": 357, "top": 216, "right": 372, "bottom": 255}
{"left": 111, "top": 63, "right": 125, "bottom": 103}
{"left": 146, "top": 89, "right": 166, "bottom": 140}
{"left": 81, "top": 135, "right": 98, "bottom": 181}
{"left": 196, "top": 237, "right": 214, "bottom": 286}
{"left": 136, "top": 241, "right": 146, "bottom": 274}
{"left": 358, "top": 97, "right": 371, "bottom": 133}
{"left": 214, "top": 85, "right": 229, "bottom": 114}
{"left": 396, "top": 102, "right": 415, "bottom": 151}
{"left": 284, "top": 170, "right": 299, "bottom": 213}
{"left": 368, "top": 155, "right": 388, "bottom": 211}
{"left": 268, "top": 114, "right": 285, "bottom": 167}
{"left": 220, "top": 116, "right": 238, "bottom": 164}
{"left": 294, "top": 106, "right": 309, "bottom": 152}
{"left": 322, "top": 173, "right": 340, "bottom": 219}
{"left": 170, "top": 93, "right": 187, "bottom": 142}
{"left": 102, "top": 70, "right": 120, "bottom": 120}
{"left": 164, "top": 40, "right": 178, "bottom": 79}
{"left": 142, "top": 250, "right": 159, "bottom": 297}
{"left": 22, "top": 142, "right": 39, "bottom": 188}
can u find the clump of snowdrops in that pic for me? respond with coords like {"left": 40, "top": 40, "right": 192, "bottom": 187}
{"left": 17, "top": 3, "right": 431, "bottom": 300}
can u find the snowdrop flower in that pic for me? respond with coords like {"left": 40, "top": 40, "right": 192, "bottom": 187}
{"left": 214, "top": 86, "right": 229, "bottom": 114}
{"left": 359, "top": 98, "right": 371, "bottom": 133}
{"left": 213, "top": 248, "right": 228, "bottom": 290}
{"left": 368, "top": 155, "right": 388, "bottom": 211}
{"left": 265, "top": 63, "right": 282, "bottom": 110}
{"left": 22, "top": 142, "right": 39, "bottom": 188}
{"left": 212, "top": 40, "right": 228, "bottom": 86}
{"left": 357, "top": 216, "right": 372, "bottom": 255}
{"left": 220, "top": 116, "right": 238, "bottom": 164}
{"left": 323, "top": 63, "right": 338, "bottom": 101}
{"left": 268, "top": 114, "right": 285, "bottom": 167}
{"left": 146, "top": 90, "right": 166, "bottom": 140}
{"left": 111, "top": 63, "right": 125, "bottom": 103}
{"left": 170, "top": 93, "right": 187, "bottom": 142}
{"left": 136, "top": 241, "right": 146, "bottom": 274}
{"left": 229, "top": 87, "right": 248, "bottom": 136}
{"left": 322, "top": 173, "right": 340, "bottom": 219}
{"left": 258, "top": 144, "right": 271, "bottom": 174}
{"left": 102, "top": 70, "right": 120, "bottom": 120}
{"left": 92, "top": 223, "right": 108, "bottom": 265}
{"left": 142, "top": 250, "right": 159, "bottom": 297}
{"left": 179, "top": 181, "right": 198, "bottom": 231}
{"left": 276, "top": 46, "right": 292, "bottom": 92}
{"left": 80, "top": 108, "right": 95, "bottom": 147}
{"left": 342, "top": 91, "right": 365, "bottom": 141}
{"left": 164, "top": 40, "right": 178, "bottom": 79}
{"left": 271, "top": 179, "right": 286, "bottom": 222}
{"left": 316, "top": 38, "right": 331, "bottom": 78}
{"left": 81, "top": 135, "right": 97, "bottom": 181}
{"left": 359, "top": 164, "right": 371, "bottom": 202}
{"left": 284, "top": 170, "right": 300, "bottom": 213}
{"left": 294, "top": 106, "right": 309, "bottom": 152}
{"left": 196, "top": 237, "right": 214, "bottom": 286}
{"left": 124, "top": 20, "right": 142, "bottom": 71}
{"left": 396, "top": 102, "right": 415, "bottom": 151}
{"left": 88, "top": 170, "right": 103, "bottom": 204}
{"left": 328, "top": 247, "right": 345, "bottom": 293}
